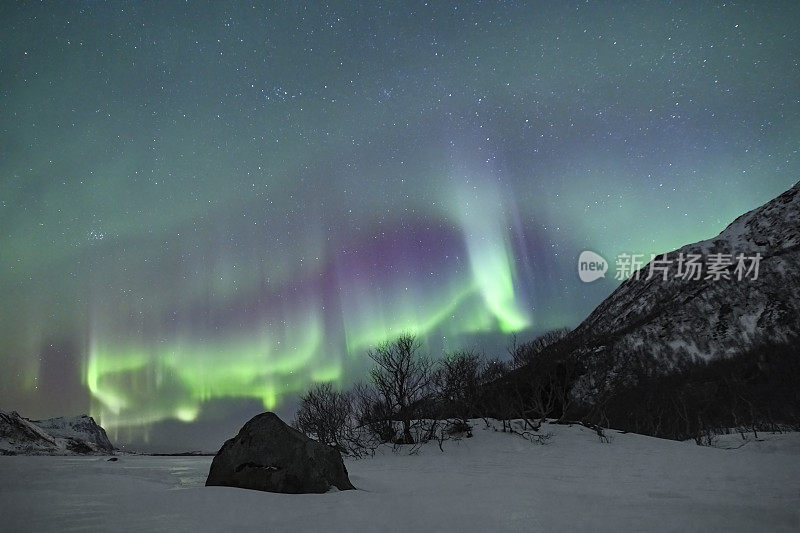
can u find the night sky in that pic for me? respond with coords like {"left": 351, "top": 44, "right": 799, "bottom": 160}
{"left": 2, "top": 1, "right": 798, "bottom": 451}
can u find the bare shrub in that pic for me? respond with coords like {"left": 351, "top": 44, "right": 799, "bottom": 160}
{"left": 293, "top": 383, "right": 351, "bottom": 450}
{"left": 293, "top": 383, "right": 380, "bottom": 458}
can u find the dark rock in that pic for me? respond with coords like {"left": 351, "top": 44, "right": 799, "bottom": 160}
{"left": 205, "top": 412, "right": 355, "bottom": 493}
{"left": 65, "top": 438, "right": 93, "bottom": 454}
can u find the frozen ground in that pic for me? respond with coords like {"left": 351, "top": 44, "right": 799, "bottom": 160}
{"left": 1, "top": 421, "right": 798, "bottom": 532}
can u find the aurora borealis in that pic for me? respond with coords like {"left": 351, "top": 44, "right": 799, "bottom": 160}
{"left": 2, "top": 2, "right": 799, "bottom": 450}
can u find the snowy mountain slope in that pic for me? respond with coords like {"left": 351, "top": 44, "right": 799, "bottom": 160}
{"left": 33, "top": 414, "right": 114, "bottom": 453}
{"left": 568, "top": 181, "right": 799, "bottom": 373}
{"left": 0, "top": 410, "right": 114, "bottom": 455}
{"left": 0, "top": 421, "right": 797, "bottom": 532}
{"left": 0, "top": 410, "right": 59, "bottom": 455}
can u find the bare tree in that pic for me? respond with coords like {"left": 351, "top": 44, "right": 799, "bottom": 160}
{"left": 480, "top": 358, "right": 510, "bottom": 384}
{"left": 508, "top": 328, "right": 570, "bottom": 369}
{"left": 352, "top": 381, "right": 395, "bottom": 445}
{"left": 292, "top": 383, "right": 352, "bottom": 451}
{"left": 554, "top": 353, "right": 579, "bottom": 421}
{"left": 433, "top": 349, "right": 483, "bottom": 434}
{"left": 368, "top": 333, "right": 434, "bottom": 444}
{"left": 477, "top": 359, "right": 515, "bottom": 431}
{"left": 505, "top": 328, "right": 577, "bottom": 425}
{"left": 293, "top": 382, "right": 384, "bottom": 458}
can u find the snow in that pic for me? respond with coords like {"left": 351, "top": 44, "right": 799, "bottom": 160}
{"left": 1, "top": 421, "right": 798, "bottom": 532}
{"left": 32, "top": 414, "right": 114, "bottom": 452}
{"left": 1, "top": 411, "right": 112, "bottom": 455}
{"left": 737, "top": 305, "right": 764, "bottom": 339}
{"left": 667, "top": 339, "right": 703, "bottom": 360}
{"left": 568, "top": 181, "right": 800, "bottom": 371}
{"left": 33, "top": 416, "right": 91, "bottom": 439}
{"left": 0, "top": 410, "right": 58, "bottom": 454}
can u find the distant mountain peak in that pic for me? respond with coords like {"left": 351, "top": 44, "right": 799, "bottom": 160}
{"left": 0, "top": 410, "right": 114, "bottom": 455}
{"left": 33, "top": 414, "right": 114, "bottom": 453}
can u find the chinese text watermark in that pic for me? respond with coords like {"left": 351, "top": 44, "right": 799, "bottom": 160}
{"left": 579, "top": 251, "right": 761, "bottom": 282}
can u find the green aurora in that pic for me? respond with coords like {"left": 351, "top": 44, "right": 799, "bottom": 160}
{"left": 2, "top": 1, "right": 798, "bottom": 449}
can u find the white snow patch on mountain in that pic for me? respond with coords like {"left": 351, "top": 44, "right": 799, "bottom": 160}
{"left": 0, "top": 410, "right": 114, "bottom": 455}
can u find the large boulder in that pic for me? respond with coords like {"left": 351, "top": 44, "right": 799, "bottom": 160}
{"left": 205, "top": 412, "right": 356, "bottom": 493}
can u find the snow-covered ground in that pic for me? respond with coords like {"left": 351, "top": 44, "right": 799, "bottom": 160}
{"left": 1, "top": 421, "right": 798, "bottom": 532}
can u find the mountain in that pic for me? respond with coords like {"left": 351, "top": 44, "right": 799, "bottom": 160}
{"left": 0, "top": 410, "right": 59, "bottom": 455}
{"left": 0, "top": 410, "right": 114, "bottom": 455}
{"left": 33, "top": 414, "right": 114, "bottom": 453}
{"left": 568, "top": 181, "right": 800, "bottom": 394}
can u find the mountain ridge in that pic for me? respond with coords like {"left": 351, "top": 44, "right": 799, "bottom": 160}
{"left": 0, "top": 410, "right": 114, "bottom": 455}
{"left": 565, "top": 181, "right": 799, "bottom": 398}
